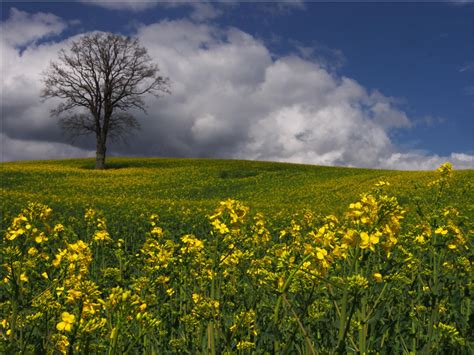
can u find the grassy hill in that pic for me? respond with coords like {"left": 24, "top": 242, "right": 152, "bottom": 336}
{"left": 1, "top": 158, "right": 473, "bottom": 353}
{"left": 2, "top": 157, "right": 473, "bottom": 243}
{"left": 2, "top": 157, "right": 473, "bottom": 228}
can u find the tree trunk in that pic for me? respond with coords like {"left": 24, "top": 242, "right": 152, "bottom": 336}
{"left": 95, "top": 138, "right": 106, "bottom": 170}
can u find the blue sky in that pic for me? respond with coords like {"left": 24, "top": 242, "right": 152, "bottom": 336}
{"left": 1, "top": 1, "right": 473, "bottom": 169}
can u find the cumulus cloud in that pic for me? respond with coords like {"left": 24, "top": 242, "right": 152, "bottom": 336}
{"left": 381, "top": 152, "right": 473, "bottom": 171}
{"left": 79, "top": 0, "right": 159, "bottom": 12}
{"left": 1, "top": 10, "right": 473, "bottom": 170}
{"left": 188, "top": 2, "right": 223, "bottom": 21}
{"left": 0, "top": 7, "right": 67, "bottom": 47}
{"left": 79, "top": 0, "right": 224, "bottom": 21}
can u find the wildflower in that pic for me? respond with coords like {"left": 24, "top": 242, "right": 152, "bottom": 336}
{"left": 56, "top": 287, "right": 65, "bottom": 296}
{"left": 6, "top": 228, "right": 25, "bottom": 241}
{"left": 237, "top": 341, "right": 255, "bottom": 350}
{"left": 151, "top": 226, "right": 163, "bottom": 237}
{"left": 54, "top": 224, "right": 64, "bottom": 233}
{"left": 84, "top": 208, "right": 96, "bottom": 222}
{"left": 435, "top": 227, "right": 448, "bottom": 235}
{"left": 93, "top": 230, "right": 111, "bottom": 242}
{"left": 359, "top": 232, "right": 380, "bottom": 251}
{"left": 347, "top": 275, "right": 369, "bottom": 292}
{"left": 28, "top": 247, "right": 38, "bottom": 256}
{"left": 56, "top": 312, "right": 75, "bottom": 332}
{"left": 66, "top": 289, "right": 82, "bottom": 302}
{"left": 315, "top": 247, "right": 327, "bottom": 260}
{"left": 192, "top": 294, "right": 201, "bottom": 304}
{"left": 35, "top": 233, "right": 48, "bottom": 243}
{"left": 211, "top": 219, "right": 229, "bottom": 234}
{"left": 373, "top": 273, "right": 383, "bottom": 283}
{"left": 53, "top": 249, "right": 67, "bottom": 267}
{"left": 415, "top": 235, "right": 425, "bottom": 243}
{"left": 181, "top": 234, "right": 204, "bottom": 252}
{"left": 20, "top": 273, "right": 28, "bottom": 282}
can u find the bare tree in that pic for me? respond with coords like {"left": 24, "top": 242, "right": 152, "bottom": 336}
{"left": 42, "top": 32, "right": 170, "bottom": 169}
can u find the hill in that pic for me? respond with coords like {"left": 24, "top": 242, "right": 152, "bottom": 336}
{"left": 2, "top": 157, "right": 473, "bottom": 227}
{"left": 1, "top": 158, "right": 473, "bottom": 353}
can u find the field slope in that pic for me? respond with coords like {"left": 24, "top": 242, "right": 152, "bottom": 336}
{"left": 2, "top": 157, "right": 472, "bottom": 223}
{"left": 1, "top": 158, "right": 473, "bottom": 353}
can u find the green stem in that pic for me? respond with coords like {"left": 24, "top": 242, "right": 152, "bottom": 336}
{"left": 337, "top": 287, "right": 348, "bottom": 343}
{"left": 282, "top": 295, "right": 316, "bottom": 355}
{"left": 358, "top": 296, "right": 367, "bottom": 354}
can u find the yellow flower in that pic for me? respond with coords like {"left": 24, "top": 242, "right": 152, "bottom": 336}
{"left": 56, "top": 334, "right": 70, "bottom": 354}
{"left": 151, "top": 226, "right": 163, "bottom": 237}
{"left": 93, "top": 230, "right": 111, "bottom": 242}
{"left": 35, "top": 233, "right": 48, "bottom": 243}
{"left": 415, "top": 235, "right": 425, "bottom": 243}
{"left": 237, "top": 341, "right": 255, "bottom": 350}
{"left": 53, "top": 249, "right": 67, "bottom": 267}
{"left": 28, "top": 247, "right": 38, "bottom": 256}
{"left": 6, "top": 228, "right": 25, "bottom": 241}
{"left": 315, "top": 247, "right": 327, "bottom": 260}
{"left": 192, "top": 293, "right": 202, "bottom": 304}
{"left": 349, "top": 202, "right": 362, "bottom": 209}
{"left": 56, "top": 287, "right": 65, "bottom": 296}
{"left": 20, "top": 273, "right": 28, "bottom": 282}
{"left": 211, "top": 219, "right": 229, "bottom": 234}
{"left": 181, "top": 234, "right": 204, "bottom": 252}
{"left": 66, "top": 289, "right": 82, "bottom": 302}
{"left": 373, "top": 273, "right": 383, "bottom": 283}
{"left": 359, "top": 232, "right": 380, "bottom": 251}
{"left": 435, "top": 227, "right": 448, "bottom": 235}
{"left": 56, "top": 312, "right": 75, "bottom": 332}
{"left": 41, "top": 272, "right": 48, "bottom": 279}
{"left": 54, "top": 224, "right": 64, "bottom": 233}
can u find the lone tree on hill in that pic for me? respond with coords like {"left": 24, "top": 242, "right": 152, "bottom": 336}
{"left": 42, "top": 32, "right": 170, "bottom": 169}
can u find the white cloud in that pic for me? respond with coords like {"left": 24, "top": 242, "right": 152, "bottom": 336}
{"left": 459, "top": 62, "right": 474, "bottom": 72}
{"left": 1, "top": 11, "right": 473, "bottom": 170}
{"left": 189, "top": 3, "right": 223, "bottom": 21}
{"left": 0, "top": 7, "right": 67, "bottom": 47}
{"left": 79, "top": 0, "right": 224, "bottom": 21}
{"left": 79, "top": 0, "right": 159, "bottom": 12}
{"left": 381, "top": 152, "right": 474, "bottom": 171}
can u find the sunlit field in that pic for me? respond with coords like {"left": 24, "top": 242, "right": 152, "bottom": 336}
{"left": 1, "top": 158, "right": 473, "bottom": 353}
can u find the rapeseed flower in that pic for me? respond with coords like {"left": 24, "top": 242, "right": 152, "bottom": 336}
{"left": 56, "top": 312, "right": 75, "bottom": 332}
{"left": 359, "top": 232, "right": 380, "bottom": 251}
{"left": 373, "top": 273, "right": 383, "bottom": 283}
{"left": 211, "top": 219, "right": 229, "bottom": 234}
{"left": 435, "top": 227, "right": 448, "bottom": 235}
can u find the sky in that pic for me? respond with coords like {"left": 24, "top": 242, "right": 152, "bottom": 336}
{"left": 1, "top": 0, "right": 473, "bottom": 170}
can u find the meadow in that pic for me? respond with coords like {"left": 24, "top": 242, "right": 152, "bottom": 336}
{"left": 1, "top": 158, "right": 473, "bottom": 353}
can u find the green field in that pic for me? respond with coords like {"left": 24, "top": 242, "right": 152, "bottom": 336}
{"left": 1, "top": 158, "right": 473, "bottom": 353}
{"left": 2, "top": 157, "right": 472, "bottom": 225}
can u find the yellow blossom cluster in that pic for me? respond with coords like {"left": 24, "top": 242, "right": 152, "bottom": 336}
{"left": 1, "top": 163, "right": 472, "bottom": 353}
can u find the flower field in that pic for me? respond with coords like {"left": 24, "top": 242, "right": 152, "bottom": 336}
{"left": 1, "top": 159, "right": 473, "bottom": 353}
